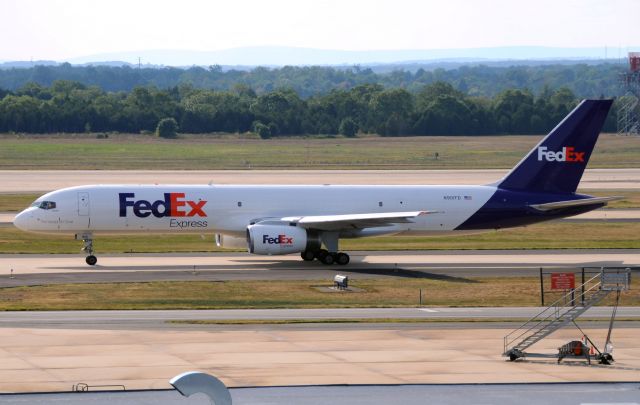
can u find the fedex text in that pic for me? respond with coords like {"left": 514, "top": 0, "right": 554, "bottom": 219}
{"left": 262, "top": 234, "right": 294, "bottom": 245}
{"left": 537, "top": 146, "right": 585, "bottom": 163}
{"left": 119, "top": 193, "right": 207, "bottom": 218}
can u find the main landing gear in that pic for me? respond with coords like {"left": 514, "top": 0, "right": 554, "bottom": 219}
{"left": 300, "top": 250, "right": 350, "bottom": 265}
{"left": 77, "top": 233, "right": 97, "bottom": 266}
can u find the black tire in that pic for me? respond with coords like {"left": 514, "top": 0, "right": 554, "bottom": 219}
{"left": 86, "top": 255, "right": 97, "bottom": 266}
{"left": 301, "top": 250, "right": 315, "bottom": 261}
{"left": 599, "top": 354, "right": 613, "bottom": 365}
{"left": 509, "top": 353, "right": 518, "bottom": 362}
{"left": 321, "top": 253, "right": 335, "bottom": 265}
{"left": 316, "top": 249, "right": 329, "bottom": 260}
{"left": 336, "top": 252, "right": 350, "bottom": 265}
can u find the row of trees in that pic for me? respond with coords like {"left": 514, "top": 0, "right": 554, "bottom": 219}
{"left": 0, "top": 62, "right": 625, "bottom": 99}
{"left": 0, "top": 80, "right": 617, "bottom": 136}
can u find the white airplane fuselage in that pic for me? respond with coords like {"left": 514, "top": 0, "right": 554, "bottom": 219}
{"left": 15, "top": 184, "right": 496, "bottom": 237}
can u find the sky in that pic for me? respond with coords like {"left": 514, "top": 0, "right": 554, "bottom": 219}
{"left": 1, "top": 0, "right": 639, "bottom": 62}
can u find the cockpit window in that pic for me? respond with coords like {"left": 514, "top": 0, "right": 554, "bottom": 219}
{"left": 31, "top": 201, "right": 57, "bottom": 210}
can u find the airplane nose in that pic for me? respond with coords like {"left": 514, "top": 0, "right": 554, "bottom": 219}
{"left": 13, "top": 210, "right": 33, "bottom": 231}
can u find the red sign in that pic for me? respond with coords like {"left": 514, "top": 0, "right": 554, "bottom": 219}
{"left": 551, "top": 272, "right": 575, "bottom": 290}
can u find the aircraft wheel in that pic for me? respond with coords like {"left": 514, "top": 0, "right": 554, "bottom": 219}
{"left": 86, "top": 255, "right": 98, "bottom": 266}
{"left": 336, "top": 252, "right": 350, "bottom": 265}
{"left": 316, "top": 249, "right": 329, "bottom": 260}
{"left": 301, "top": 250, "right": 315, "bottom": 261}
{"left": 320, "top": 253, "right": 335, "bottom": 265}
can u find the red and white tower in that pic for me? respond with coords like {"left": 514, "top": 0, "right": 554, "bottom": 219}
{"left": 618, "top": 52, "right": 640, "bottom": 135}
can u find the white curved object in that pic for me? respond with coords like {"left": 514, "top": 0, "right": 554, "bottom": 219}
{"left": 170, "top": 371, "right": 232, "bottom": 405}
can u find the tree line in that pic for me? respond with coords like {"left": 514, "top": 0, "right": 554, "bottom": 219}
{"left": 0, "top": 80, "right": 619, "bottom": 136}
{"left": 0, "top": 62, "right": 625, "bottom": 99}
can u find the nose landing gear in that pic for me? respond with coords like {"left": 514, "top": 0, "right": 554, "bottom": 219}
{"left": 85, "top": 254, "right": 97, "bottom": 266}
{"left": 76, "top": 233, "right": 97, "bottom": 266}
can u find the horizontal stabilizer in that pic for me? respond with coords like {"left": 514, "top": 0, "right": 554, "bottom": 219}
{"left": 529, "top": 196, "right": 623, "bottom": 211}
{"left": 282, "top": 211, "right": 433, "bottom": 231}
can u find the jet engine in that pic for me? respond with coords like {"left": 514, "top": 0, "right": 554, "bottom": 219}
{"left": 247, "top": 224, "right": 308, "bottom": 255}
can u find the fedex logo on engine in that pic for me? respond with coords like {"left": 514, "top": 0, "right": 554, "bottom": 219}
{"left": 537, "top": 146, "right": 585, "bottom": 163}
{"left": 262, "top": 234, "right": 294, "bottom": 245}
{"left": 119, "top": 193, "right": 207, "bottom": 218}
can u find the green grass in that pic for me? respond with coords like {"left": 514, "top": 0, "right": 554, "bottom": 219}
{"left": 0, "top": 225, "right": 217, "bottom": 253}
{"left": 1, "top": 278, "right": 637, "bottom": 311}
{"left": 1, "top": 221, "right": 639, "bottom": 254}
{"left": 0, "top": 133, "right": 638, "bottom": 169}
{"left": 587, "top": 190, "right": 640, "bottom": 209}
{"left": 0, "top": 194, "right": 40, "bottom": 212}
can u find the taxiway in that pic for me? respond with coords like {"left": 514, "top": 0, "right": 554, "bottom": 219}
{"left": 0, "top": 249, "right": 638, "bottom": 287}
{"left": 1, "top": 168, "right": 639, "bottom": 192}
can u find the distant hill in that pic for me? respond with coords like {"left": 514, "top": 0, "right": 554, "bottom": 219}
{"left": 0, "top": 60, "right": 141, "bottom": 69}
{"left": 0, "top": 57, "right": 622, "bottom": 73}
{"left": 0, "top": 60, "right": 59, "bottom": 68}
{"left": 60, "top": 45, "right": 637, "bottom": 66}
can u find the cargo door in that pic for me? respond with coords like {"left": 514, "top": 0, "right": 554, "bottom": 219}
{"left": 78, "top": 192, "right": 90, "bottom": 216}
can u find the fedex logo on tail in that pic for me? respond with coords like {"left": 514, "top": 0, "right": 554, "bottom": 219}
{"left": 537, "top": 146, "right": 585, "bottom": 163}
{"left": 119, "top": 193, "right": 207, "bottom": 218}
{"left": 263, "top": 234, "right": 294, "bottom": 245}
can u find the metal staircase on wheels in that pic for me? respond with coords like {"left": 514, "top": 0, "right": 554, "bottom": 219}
{"left": 504, "top": 270, "right": 630, "bottom": 361}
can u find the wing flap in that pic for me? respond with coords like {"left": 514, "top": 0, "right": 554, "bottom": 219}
{"left": 281, "top": 211, "right": 433, "bottom": 231}
{"left": 529, "top": 196, "right": 623, "bottom": 211}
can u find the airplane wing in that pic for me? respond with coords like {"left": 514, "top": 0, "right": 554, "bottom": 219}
{"left": 280, "top": 211, "right": 433, "bottom": 231}
{"left": 529, "top": 196, "right": 623, "bottom": 211}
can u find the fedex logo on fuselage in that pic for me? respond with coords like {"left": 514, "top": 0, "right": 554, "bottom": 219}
{"left": 537, "top": 146, "right": 585, "bottom": 163}
{"left": 119, "top": 193, "right": 207, "bottom": 218}
{"left": 262, "top": 234, "right": 293, "bottom": 245}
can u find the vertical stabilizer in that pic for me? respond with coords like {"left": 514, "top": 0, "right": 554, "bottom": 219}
{"left": 498, "top": 99, "right": 613, "bottom": 193}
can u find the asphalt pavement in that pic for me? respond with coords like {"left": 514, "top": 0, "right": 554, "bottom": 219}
{"left": 0, "top": 307, "right": 638, "bottom": 330}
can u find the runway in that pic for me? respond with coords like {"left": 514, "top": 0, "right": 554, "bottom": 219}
{"left": 0, "top": 250, "right": 638, "bottom": 286}
{"left": 1, "top": 168, "right": 639, "bottom": 192}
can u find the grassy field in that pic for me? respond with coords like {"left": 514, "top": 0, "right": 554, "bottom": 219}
{"left": 0, "top": 194, "right": 40, "bottom": 211}
{"left": 0, "top": 221, "right": 638, "bottom": 254}
{"left": 0, "top": 278, "right": 637, "bottom": 311}
{"left": 587, "top": 190, "right": 640, "bottom": 209}
{"left": 0, "top": 133, "right": 639, "bottom": 170}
